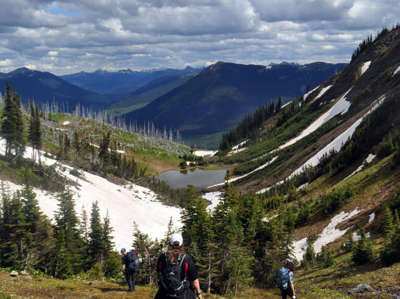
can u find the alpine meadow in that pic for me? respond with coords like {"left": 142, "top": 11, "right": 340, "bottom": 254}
{"left": 1, "top": 1, "right": 400, "bottom": 299}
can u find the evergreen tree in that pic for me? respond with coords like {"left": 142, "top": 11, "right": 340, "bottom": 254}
{"left": 99, "top": 130, "right": 111, "bottom": 167}
{"left": 352, "top": 228, "right": 374, "bottom": 265}
{"left": 0, "top": 189, "right": 27, "bottom": 268}
{"left": 303, "top": 237, "right": 316, "bottom": 268}
{"left": 0, "top": 83, "right": 25, "bottom": 159}
{"left": 132, "top": 222, "right": 161, "bottom": 285}
{"left": 382, "top": 206, "right": 395, "bottom": 239}
{"left": 88, "top": 201, "right": 104, "bottom": 266}
{"left": 102, "top": 212, "right": 114, "bottom": 263}
{"left": 211, "top": 184, "right": 253, "bottom": 295}
{"left": 52, "top": 187, "right": 84, "bottom": 278}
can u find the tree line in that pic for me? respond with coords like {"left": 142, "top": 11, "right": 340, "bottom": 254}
{"left": 0, "top": 185, "right": 119, "bottom": 278}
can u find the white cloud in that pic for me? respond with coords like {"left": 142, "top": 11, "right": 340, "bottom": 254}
{"left": 0, "top": 0, "right": 399, "bottom": 74}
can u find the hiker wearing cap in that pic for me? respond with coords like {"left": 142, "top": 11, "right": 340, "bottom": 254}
{"left": 155, "top": 233, "right": 203, "bottom": 299}
{"left": 275, "top": 259, "right": 296, "bottom": 299}
{"left": 121, "top": 247, "right": 140, "bottom": 292}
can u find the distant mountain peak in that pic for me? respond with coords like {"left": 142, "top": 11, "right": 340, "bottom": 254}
{"left": 10, "top": 67, "right": 35, "bottom": 75}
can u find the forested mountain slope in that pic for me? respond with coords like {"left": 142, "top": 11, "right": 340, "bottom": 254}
{"left": 123, "top": 61, "right": 346, "bottom": 147}
{"left": 0, "top": 68, "right": 108, "bottom": 110}
{"left": 192, "top": 25, "right": 400, "bottom": 297}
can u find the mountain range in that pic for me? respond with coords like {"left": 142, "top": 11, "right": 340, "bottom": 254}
{"left": 122, "top": 61, "right": 346, "bottom": 147}
{"left": 61, "top": 66, "right": 200, "bottom": 95}
{"left": 0, "top": 67, "right": 108, "bottom": 110}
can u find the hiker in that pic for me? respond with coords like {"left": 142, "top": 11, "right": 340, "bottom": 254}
{"left": 155, "top": 233, "right": 203, "bottom": 299}
{"left": 276, "top": 259, "right": 296, "bottom": 299}
{"left": 121, "top": 247, "right": 140, "bottom": 292}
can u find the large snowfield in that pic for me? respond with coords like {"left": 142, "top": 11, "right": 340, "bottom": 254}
{"left": 0, "top": 139, "right": 181, "bottom": 250}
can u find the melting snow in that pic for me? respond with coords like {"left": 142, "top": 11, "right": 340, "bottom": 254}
{"left": 312, "top": 85, "right": 333, "bottom": 102}
{"left": 303, "top": 85, "right": 320, "bottom": 101}
{"left": 281, "top": 101, "right": 292, "bottom": 109}
{"left": 194, "top": 150, "right": 217, "bottom": 157}
{"left": 289, "top": 96, "right": 385, "bottom": 179}
{"left": 295, "top": 208, "right": 361, "bottom": 262}
{"left": 202, "top": 191, "right": 222, "bottom": 211}
{"left": 0, "top": 139, "right": 181, "bottom": 250}
{"left": 360, "top": 61, "right": 371, "bottom": 76}
{"left": 345, "top": 153, "right": 376, "bottom": 180}
{"left": 210, "top": 156, "right": 278, "bottom": 188}
{"left": 228, "top": 140, "right": 248, "bottom": 155}
{"left": 279, "top": 88, "right": 352, "bottom": 151}
{"left": 394, "top": 66, "right": 400, "bottom": 76}
{"left": 293, "top": 237, "right": 308, "bottom": 262}
{"left": 368, "top": 212, "right": 375, "bottom": 223}
{"left": 297, "top": 183, "right": 309, "bottom": 190}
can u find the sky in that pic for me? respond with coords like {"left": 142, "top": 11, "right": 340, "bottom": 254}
{"left": 0, "top": 0, "right": 399, "bottom": 75}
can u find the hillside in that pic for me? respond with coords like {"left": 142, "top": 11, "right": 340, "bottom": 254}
{"left": 123, "top": 61, "right": 346, "bottom": 148}
{"left": 61, "top": 67, "right": 200, "bottom": 95}
{"left": 0, "top": 68, "right": 109, "bottom": 110}
{"left": 0, "top": 100, "right": 191, "bottom": 249}
{"left": 193, "top": 25, "right": 400, "bottom": 297}
{"left": 108, "top": 72, "right": 198, "bottom": 115}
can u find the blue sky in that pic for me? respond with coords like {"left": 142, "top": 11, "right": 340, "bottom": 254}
{"left": 0, "top": 0, "right": 399, "bottom": 75}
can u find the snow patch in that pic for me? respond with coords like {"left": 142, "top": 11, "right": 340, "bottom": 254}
{"left": 312, "top": 85, "right": 333, "bottom": 102}
{"left": 295, "top": 208, "right": 361, "bottom": 262}
{"left": 228, "top": 140, "right": 248, "bottom": 155}
{"left": 202, "top": 191, "right": 222, "bottom": 211}
{"left": 393, "top": 66, "right": 400, "bottom": 76}
{"left": 281, "top": 101, "right": 292, "bottom": 109}
{"left": 297, "top": 183, "right": 309, "bottom": 190}
{"left": 289, "top": 96, "right": 385, "bottom": 179}
{"left": 293, "top": 237, "right": 308, "bottom": 262}
{"left": 303, "top": 85, "right": 320, "bottom": 101}
{"left": 62, "top": 121, "right": 71, "bottom": 126}
{"left": 360, "top": 61, "right": 371, "bottom": 76}
{"left": 345, "top": 153, "right": 376, "bottom": 179}
{"left": 313, "top": 208, "right": 361, "bottom": 254}
{"left": 194, "top": 150, "right": 217, "bottom": 157}
{"left": 279, "top": 88, "right": 352, "bottom": 151}
{"left": 0, "top": 139, "right": 181, "bottom": 250}
{"left": 368, "top": 212, "right": 375, "bottom": 223}
{"left": 209, "top": 156, "right": 278, "bottom": 188}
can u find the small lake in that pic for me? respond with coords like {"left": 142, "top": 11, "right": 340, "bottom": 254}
{"left": 157, "top": 168, "right": 228, "bottom": 189}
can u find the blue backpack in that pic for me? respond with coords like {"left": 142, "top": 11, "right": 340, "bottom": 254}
{"left": 126, "top": 250, "right": 140, "bottom": 272}
{"left": 275, "top": 267, "right": 290, "bottom": 289}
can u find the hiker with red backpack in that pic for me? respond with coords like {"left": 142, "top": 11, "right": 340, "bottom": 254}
{"left": 155, "top": 233, "right": 203, "bottom": 299}
{"left": 275, "top": 259, "right": 297, "bottom": 299}
{"left": 121, "top": 247, "right": 140, "bottom": 292}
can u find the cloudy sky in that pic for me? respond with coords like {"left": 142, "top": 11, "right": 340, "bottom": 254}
{"left": 0, "top": 0, "right": 399, "bottom": 75}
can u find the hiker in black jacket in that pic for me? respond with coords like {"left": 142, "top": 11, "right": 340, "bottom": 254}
{"left": 155, "top": 233, "right": 203, "bottom": 299}
{"left": 121, "top": 247, "right": 139, "bottom": 292}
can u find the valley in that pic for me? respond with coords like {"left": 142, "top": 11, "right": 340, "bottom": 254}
{"left": 1, "top": 13, "right": 400, "bottom": 299}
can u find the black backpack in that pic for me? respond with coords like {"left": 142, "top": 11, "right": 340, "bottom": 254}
{"left": 126, "top": 250, "right": 140, "bottom": 272}
{"left": 160, "top": 253, "right": 189, "bottom": 297}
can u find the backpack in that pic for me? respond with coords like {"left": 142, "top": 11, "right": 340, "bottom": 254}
{"left": 275, "top": 267, "right": 290, "bottom": 290}
{"left": 126, "top": 250, "right": 140, "bottom": 272}
{"left": 160, "top": 253, "right": 189, "bottom": 297}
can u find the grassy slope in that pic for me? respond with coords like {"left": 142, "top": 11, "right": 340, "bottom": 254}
{"left": 0, "top": 270, "right": 280, "bottom": 299}
{"left": 43, "top": 114, "right": 188, "bottom": 175}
